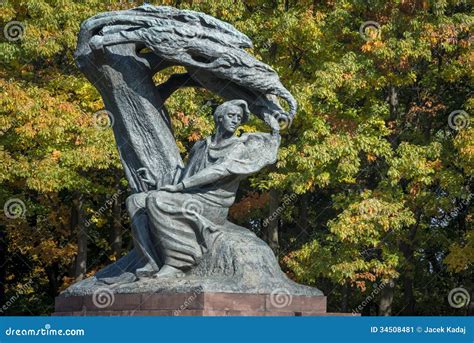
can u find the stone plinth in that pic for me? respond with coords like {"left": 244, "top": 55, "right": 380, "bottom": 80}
{"left": 53, "top": 292, "right": 335, "bottom": 316}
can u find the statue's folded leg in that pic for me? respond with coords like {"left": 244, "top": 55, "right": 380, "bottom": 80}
{"left": 125, "top": 193, "right": 162, "bottom": 275}
{"left": 145, "top": 192, "right": 206, "bottom": 272}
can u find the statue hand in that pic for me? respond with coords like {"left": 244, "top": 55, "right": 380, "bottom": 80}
{"left": 160, "top": 183, "right": 184, "bottom": 193}
{"left": 137, "top": 168, "right": 156, "bottom": 186}
{"left": 264, "top": 112, "right": 282, "bottom": 133}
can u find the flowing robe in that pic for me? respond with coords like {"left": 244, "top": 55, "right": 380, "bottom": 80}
{"left": 145, "top": 132, "right": 280, "bottom": 269}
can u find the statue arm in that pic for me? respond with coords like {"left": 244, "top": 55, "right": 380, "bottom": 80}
{"left": 181, "top": 164, "right": 231, "bottom": 190}
{"left": 178, "top": 142, "right": 247, "bottom": 190}
{"left": 180, "top": 133, "right": 280, "bottom": 191}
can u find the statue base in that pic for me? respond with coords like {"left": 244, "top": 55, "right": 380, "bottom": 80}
{"left": 53, "top": 291, "right": 355, "bottom": 316}
{"left": 56, "top": 223, "right": 336, "bottom": 316}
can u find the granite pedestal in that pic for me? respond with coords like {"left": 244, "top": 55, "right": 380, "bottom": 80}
{"left": 53, "top": 292, "right": 350, "bottom": 316}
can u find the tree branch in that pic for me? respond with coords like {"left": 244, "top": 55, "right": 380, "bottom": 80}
{"left": 156, "top": 73, "right": 203, "bottom": 102}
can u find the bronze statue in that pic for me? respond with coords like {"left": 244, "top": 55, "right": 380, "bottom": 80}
{"left": 63, "top": 5, "right": 321, "bottom": 298}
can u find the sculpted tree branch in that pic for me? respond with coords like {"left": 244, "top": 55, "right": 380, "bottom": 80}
{"left": 75, "top": 5, "right": 296, "bottom": 132}
{"left": 156, "top": 73, "right": 203, "bottom": 102}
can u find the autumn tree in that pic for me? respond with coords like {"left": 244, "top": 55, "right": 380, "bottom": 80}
{"left": 0, "top": 0, "right": 471, "bottom": 316}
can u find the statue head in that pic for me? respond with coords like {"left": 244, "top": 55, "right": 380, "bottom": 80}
{"left": 213, "top": 100, "right": 250, "bottom": 134}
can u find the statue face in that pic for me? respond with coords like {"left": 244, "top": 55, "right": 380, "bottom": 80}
{"left": 218, "top": 105, "right": 243, "bottom": 134}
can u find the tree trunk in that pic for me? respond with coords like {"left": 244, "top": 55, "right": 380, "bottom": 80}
{"left": 72, "top": 194, "right": 87, "bottom": 281}
{"left": 75, "top": 40, "right": 184, "bottom": 193}
{"left": 377, "top": 87, "right": 398, "bottom": 316}
{"left": 341, "top": 280, "right": 350, "bottom": 312}
{"left": 45, "top": 263, "right": 59, "bottom": 297}
{"left": 400, "top": 213, "right": 420, "bottom": 315}
{"left": 265, "top": 189, "right": 280, "bottom": 253}
{"left": 297, "top": 193, "right": 309, "bottom": 234}
{"left": 387, "top": 85, "right": 399, "bottom": 149}
{"left": 378, "top": 279, "right": 395, "bottom": 316}
{"left": 0, "top": 225, "right": 6, "bottom": 305}
{"left": 400, "top": 239, "right": 416, "bottom": 315}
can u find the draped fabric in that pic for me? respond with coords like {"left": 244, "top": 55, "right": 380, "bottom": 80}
{"left": 145, "top": 132, "right": 280, "bottom": 269}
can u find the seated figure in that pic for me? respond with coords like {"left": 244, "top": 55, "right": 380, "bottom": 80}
{"left": 126, "top": 99, "right": 281, "bottom": 278}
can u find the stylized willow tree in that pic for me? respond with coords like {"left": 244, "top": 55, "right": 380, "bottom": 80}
{"left": 70, "top": 5, "right": 317, "bottom": 295}
{"left": 75, "top": 5, "right": 296, "bottom": 193}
